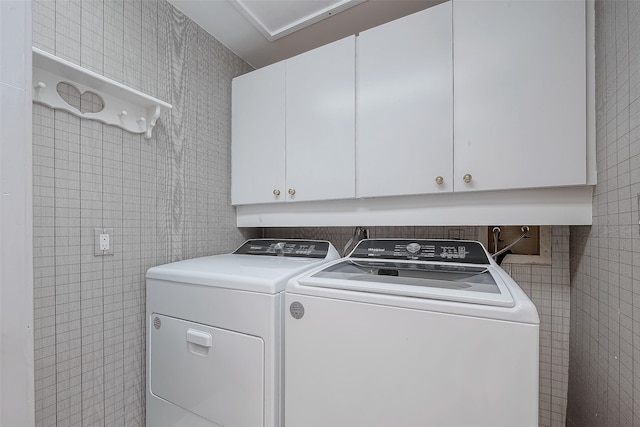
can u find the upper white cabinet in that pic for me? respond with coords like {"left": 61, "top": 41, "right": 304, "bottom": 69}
{"left": 453, "top": 0, "right": 587, "bottom": 192}
{"left": 232, "top": 0, "right": 595, "bottom": 226}
{"left": 286, "top": 36, "right": 356, "bottom": 202}
{"left": 232, "top": 62, "right": 286, "bottom": 205}
{"left": 232, "top": 36, "right": 355, "bottom": 205}
{"left": 357, "top": 2, "right": 453, "bottom": 198}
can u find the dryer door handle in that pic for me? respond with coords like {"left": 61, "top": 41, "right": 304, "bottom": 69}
{"left": 186, "top": 328, "right": 213, "bottom": 348}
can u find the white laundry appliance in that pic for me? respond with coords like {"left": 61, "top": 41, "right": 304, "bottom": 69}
{"left": 146, "top": 239, "right": 339, "bottom": 427}
{"left": 285, "top": 239, "right": 539, "bottom": 427}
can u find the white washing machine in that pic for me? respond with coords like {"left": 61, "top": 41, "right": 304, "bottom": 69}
{"left": 285, "top": 239, "right": 539, "bottom": 427}
{"left": 146, "top": 239, "right": 339, "bottom": 427}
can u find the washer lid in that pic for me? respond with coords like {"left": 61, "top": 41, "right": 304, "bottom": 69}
{"left": 300, "top": 259, "right": 515, "bottom": 307}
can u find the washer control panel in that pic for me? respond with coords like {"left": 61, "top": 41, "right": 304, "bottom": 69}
{"left": 234, "top": 239, "right": 331, "bottom": 259}
{"left": 349, "top": 239, "right": 490, "bottom": 264}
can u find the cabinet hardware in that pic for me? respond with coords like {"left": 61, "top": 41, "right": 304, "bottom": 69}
{"left": 435, "top": 176, "right": 444, "bottom": 185}
{"left": 288, "top": 189, "right": 296, "bottom": 196}
{"left": 463, "top": 173, "right": 472, "bottom": 184}
{"left": 273, "top": 189, "right": 281, "bottom": 196}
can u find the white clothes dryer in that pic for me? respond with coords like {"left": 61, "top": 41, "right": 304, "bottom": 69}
{"left": 146, "top": 239, "right": 339, "bottom": 427}
{"left": 285, "top": 239, "right": 539, "bottom": 427}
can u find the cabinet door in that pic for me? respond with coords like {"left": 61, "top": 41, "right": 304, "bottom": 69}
{"left": 357, "top": 3, "right": 453, "bottom": 198}
{"left": 231, "top": 62, "right": 286, "bottom": 205}
{"left": 453, "top": 0, "right": 586, "bottom": 192}
{"left": 286, "top": 36, "right": 356, "bottom": 202}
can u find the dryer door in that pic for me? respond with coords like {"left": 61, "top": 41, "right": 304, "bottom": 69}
{"left": 150, "top": 314, "right": 264, "bottom": 426}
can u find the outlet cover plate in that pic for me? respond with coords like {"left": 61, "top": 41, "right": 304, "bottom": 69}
{"left": 94, "top": 228, "right": 114, "bottom": 256}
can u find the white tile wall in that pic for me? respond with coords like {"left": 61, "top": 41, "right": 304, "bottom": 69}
{"left": 32, "top": 1, "right": 256, "bottom": 426}
{"left": 567, "top": 1, "right": 640, "bottom": 426}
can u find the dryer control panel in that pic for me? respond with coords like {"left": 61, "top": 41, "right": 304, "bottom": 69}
{"left": 349, "top": 239, "right": 490, "bottom": 264}
{"left": 234, "top": 239, "right": 331, "bottom": 258}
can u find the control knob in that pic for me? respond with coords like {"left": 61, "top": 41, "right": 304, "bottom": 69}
{"left": 406, "top": 243, "right": 421, "bottom": 254}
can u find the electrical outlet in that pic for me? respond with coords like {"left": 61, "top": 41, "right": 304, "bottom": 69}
{"left": 99, "top": 233, "right": 110, "bottom": 250}
{"left": 95, "top": 228, "right": 115, "bottom": 256}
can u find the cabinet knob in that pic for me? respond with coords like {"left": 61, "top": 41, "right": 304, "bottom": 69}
{"left": 273, "top": 189, "right": 281, "bottom": 196}
{"left": 463, "top": 173, "right": 472, "bottom": 184}
{"left": 288, "top": 188, "right": 296, "bottom": 196}
{"left": 435, "top": 176, "right": 444, "bottom": 185}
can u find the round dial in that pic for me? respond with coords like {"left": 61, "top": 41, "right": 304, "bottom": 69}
{"left": 406, "top": 243, "right": 421, "bottom": 254}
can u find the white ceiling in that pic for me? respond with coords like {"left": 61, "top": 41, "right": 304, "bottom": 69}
{"left": 229, "top": 0, "right": 367, "bottom": 41}
{"left": 168, "top": 0, "right": 444, "bottom": 69}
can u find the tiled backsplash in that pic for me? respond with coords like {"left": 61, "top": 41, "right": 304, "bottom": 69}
{"left": 32, "top": 1, "right": 255, "bottom": 425}
{"left": 262, "top": 226, "right": 571, "bottom": 427}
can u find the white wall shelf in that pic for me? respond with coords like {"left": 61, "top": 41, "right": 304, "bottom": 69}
{"left": 32, "top": 47, "right": 172, "bottom": 139}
